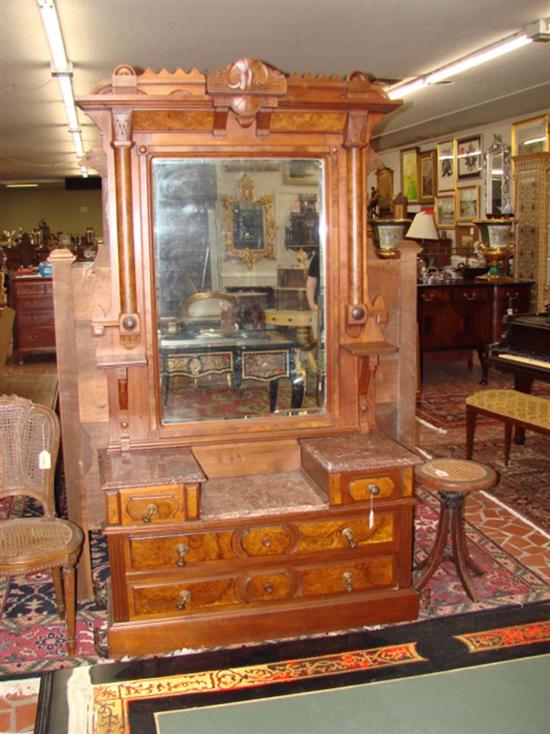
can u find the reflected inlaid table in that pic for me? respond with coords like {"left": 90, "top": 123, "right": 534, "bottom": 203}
{"left": 159, "top": 329, "right": 305, "bottom": 411}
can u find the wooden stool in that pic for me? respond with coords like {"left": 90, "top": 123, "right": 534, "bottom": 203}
{"left": 415, "top": 458, "right": 498, "bottom": 602}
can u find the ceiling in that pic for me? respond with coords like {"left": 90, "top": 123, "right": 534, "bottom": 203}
{"left": 1, "top": 0, "right": 549, "bottom": 183}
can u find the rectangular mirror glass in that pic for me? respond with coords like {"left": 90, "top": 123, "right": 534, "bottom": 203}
{"left": 152, "top": 158, "right": 325, "bottom": 425}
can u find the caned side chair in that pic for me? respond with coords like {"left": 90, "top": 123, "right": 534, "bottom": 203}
{"left": 0, "top": 395, "right": 83, "bottom": 654}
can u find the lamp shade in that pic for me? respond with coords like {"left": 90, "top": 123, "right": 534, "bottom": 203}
{"left": 406, "top": 210, "right": 439, "bottom": 241}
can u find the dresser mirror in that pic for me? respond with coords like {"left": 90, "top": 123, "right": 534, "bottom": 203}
{"left": 152, "top": 157, "right": 325, "bottom": 425}
{"left": 484, "top": 135, "right": 512, "bottom": 216}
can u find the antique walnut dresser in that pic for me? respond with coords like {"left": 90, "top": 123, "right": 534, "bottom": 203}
{"left": 58, "top": 58, "right": 422, "bottom": 657}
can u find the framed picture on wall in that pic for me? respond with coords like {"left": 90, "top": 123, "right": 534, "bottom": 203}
{"left": 511, "top": 115, "right": 549, "bottom": 156}
{"left": 456, "top": 185, "right": 480, "bottom": 222}
{"left": 455, "top": 224, "right": 477, "bottom": 256}
{"left": 436, "top": 140, "right": 455, "bottom": 192}
{"left": 456, "top": 136, "right": 482, "bottom": 179}
{"left": 400, "top": 147, "right": 419, "bottom": 202}
{"left": 435, "top": 193, "right": 455, "bottom": 227}
{"left": 419, "top": 150, "right": 436, "bottom": 201}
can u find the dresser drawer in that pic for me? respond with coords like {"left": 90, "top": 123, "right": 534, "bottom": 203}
{"left": 13, "top": 280, "right": 52, "bottom": 297}
{"left": 17, "top": 327, "right": 56, "bottom": 349}
{"left": 452, "top": 287, "right": 490, "bottom": 304}
{"left": 14, "top": 295, "right": 54, "bottom": 311}
{"left": 16, "top": 309, "right": 54, "bottom": 327}
{"left": 126, "top": 510, "right": 395, "bottom": 571}
{"left": 127, "top": 554, "right": 397, "bottom": 619}
{"left": 116, "top": 485, "right": 187, "bottom": 526}
{"left": 128, "top": 529, "right": 236, "bottom": 569}
{"left": 418, "top": 288, "right": 450, "bottom": 305}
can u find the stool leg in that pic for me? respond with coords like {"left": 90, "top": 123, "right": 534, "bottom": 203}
{"left": 51, "top": 567, "right": 66, "bottom": 620}
{"left": 63, "top": 566, "right": 77, "bottom": 656}
{"left": 450, "top": 507, "right": 479, "bottom": 602}
{"left": 466, "top": 406, "right": 477, "bottom": 460}
{"left": 415, "top": 506, "right": 450, "bottom": 592}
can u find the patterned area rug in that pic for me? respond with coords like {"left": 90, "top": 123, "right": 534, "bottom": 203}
{"left": 1, "top": 491, "right": 548, "bottom": 677}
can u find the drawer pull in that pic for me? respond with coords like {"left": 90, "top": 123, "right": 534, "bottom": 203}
{"left": 342, "top": 527, "right": 357, "bottom": 549}
{"left": 176, "top": 589, "right": 191, "bottom": 610}
{"left": 175, "top": 543, "right": 189, "bottom": 567}
{"left": 368, "top": 483, "right": 380, "bottom": 496}
{"left": 342, "top": 571, "right": 354, "bottom": 592}
{"left": 264, "top": 583, "right": 274, "bottom": 594}
{"left": 262, "top": 536, "right": 272, "bottom": 548}
{"left": 462, "top": 292, "right": 477, "bottom": 301}
{"left": 422, "top": 293, "right": 436, "bottom": 302}
{"left": 142, "top": 503, "right": 158, "bottom": 523}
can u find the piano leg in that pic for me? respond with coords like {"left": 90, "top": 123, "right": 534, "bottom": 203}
{"left": 513, "top": 375, "right": 535, "bottom": 445}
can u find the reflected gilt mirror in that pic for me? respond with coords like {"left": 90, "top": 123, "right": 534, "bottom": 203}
{"left": 152, "top": 157, "right": 325, "bottom": 425}
{"left": 484, "top": 135, "right": 512, "bottom": 216}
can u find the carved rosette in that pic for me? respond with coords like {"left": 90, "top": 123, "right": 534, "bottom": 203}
{"left": 206, "top": 58, "right": 287, "bottom": 136}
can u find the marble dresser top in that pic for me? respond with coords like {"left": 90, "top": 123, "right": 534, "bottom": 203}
{"left": 201, "top": 470, "right": 326, "bottom": 520}
{"left": 299, "top": 432, "right": 422, "bottom": 473}
{"left": 99, "top": 447, "right": 205, "bottom": 489}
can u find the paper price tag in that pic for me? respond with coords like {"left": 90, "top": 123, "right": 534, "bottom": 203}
{"left": 39, "top": 450, "right": 51, "bottom": 470}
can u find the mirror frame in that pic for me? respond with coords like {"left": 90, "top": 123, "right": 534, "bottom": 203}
{"left": 483, "top": 135, "right": 512, "bottom": 216}
{"left": 222, "top": 174, "right": 277, "bottom": 270}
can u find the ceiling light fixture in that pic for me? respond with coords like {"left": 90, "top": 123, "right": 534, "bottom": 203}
{"left": 37, "top": 0, "right": 86, "bottom": 176}
{"left": 387, "top": 17, "right": 548, "bottom": 100}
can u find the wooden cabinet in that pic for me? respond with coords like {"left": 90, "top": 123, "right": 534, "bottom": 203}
{"left": 514, "top": 152, "right": 550, "bottom": 311}
{"left": 10, "top": 276, "right": 56, "bottom": 363}
{"left": 417, "top": 280, "right": 532, "bottom": 380}
{"left": 100, "top": 435, "right": 420, "bottom": 657}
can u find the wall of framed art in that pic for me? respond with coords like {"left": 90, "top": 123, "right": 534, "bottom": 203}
{"left": 368, "top": 105, "right": 550, "bottom": 267}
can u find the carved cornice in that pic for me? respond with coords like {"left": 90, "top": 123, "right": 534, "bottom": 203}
{"left": 206, "top": 58, "right": 287, "bottom": 136}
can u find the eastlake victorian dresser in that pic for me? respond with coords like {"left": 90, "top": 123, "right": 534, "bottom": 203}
{"left": 70, "top": 58, "right": 421, "bottom": 657}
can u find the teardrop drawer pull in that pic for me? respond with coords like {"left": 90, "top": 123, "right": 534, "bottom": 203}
{"left": 368, "top": 483, "right": 380, "bottom": 496}
{"left": 142, "top": 503, "right": 158, "bottom": 523}
{"left": 342, "top": 571, "right": 354, "bottom": 592}
{"left": 342, "top": 527, "right": 357, "bottom": 549}
{"left": 176, "top": 589, "right": 191, "bottom": 610}
{"left": 175, "top": 543, "right": 189, "bottom": 567}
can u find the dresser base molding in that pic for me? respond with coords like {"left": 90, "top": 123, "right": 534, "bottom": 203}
{"left": 105, "top": 587, "right": 420, "bottom": 658}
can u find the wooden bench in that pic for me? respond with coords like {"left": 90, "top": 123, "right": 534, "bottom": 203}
{"left": 466, "top": 389, "right": 550, "bottom": 465}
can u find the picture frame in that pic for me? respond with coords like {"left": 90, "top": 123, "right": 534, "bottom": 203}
{"left": 400, "top": 147, "right": 419, "bottom": 202}
{"left": 456, "top": 136, "right": 482, "bottom": 179}
{"left": 283, "top": 160, "right": 321, "bottom": 185}
{"left": 435, "top": 194, "right": 455, "bottom": 227}
{"left": 419, "top": 150, "right": 436, "bottom": 201}
{"left": 511, "top": 115, "right": 549, "bottom": 156}
{"left": 455, "top": 224, "right": 477, "bottom": 257}
{"left": 456, "top": 185, "right": 480, "bottom": 222}
{"left": 436, "top": 140, "right": 455, "bottom": 193}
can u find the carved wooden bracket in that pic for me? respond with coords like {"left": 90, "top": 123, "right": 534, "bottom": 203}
{"left": 206, "top": 58, "right": 287, "bottom": 137}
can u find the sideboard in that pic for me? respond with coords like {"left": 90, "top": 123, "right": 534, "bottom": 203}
{"left": 417, "top": 280, "right": 533, "bottom": 382}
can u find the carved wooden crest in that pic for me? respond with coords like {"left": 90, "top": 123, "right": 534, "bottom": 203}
{"left": 207, "top": 58, "right": 287, "bottom": 136}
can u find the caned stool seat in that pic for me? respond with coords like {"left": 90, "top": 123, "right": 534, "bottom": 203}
{"left": 415, "top": 458, "right": 498, "bottom": 602}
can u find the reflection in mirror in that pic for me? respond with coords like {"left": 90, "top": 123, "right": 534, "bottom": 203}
{"left": 484, "top": 135, "right": 512, "bottom": 216}
{"left": 152, "top": 158, "right": 325, "bottom": 425}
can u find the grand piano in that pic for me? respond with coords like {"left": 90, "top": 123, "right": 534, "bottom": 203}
{"left": 489, "top": 312, "right": 550, "bottom": 392}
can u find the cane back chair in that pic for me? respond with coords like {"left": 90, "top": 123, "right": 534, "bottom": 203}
{"left": 0, "top": 395, "right": 83, "bottom": 654}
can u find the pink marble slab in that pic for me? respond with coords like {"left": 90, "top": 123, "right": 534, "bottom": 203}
{"left": 299, "top": 432, "right": 422, "bottom": 473}
{"left": 99, "top": 447, "right": 205, "bottom": 488}
{"left": 201, "top": 470, "right": 326, "bottom": 520}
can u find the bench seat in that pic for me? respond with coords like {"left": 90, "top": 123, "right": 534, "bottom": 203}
{"left": 465, "top": 389, "right": 550, "bottom": 465}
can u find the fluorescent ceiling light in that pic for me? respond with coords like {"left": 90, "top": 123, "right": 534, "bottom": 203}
{"left": 426, "top": 34, "right": 532, "bottom": 85}
{"left": 37, "top": 0, "right": 86, "bottom": 174}
{"left": 387, "top": 25, "right": 536, "bottom": 101}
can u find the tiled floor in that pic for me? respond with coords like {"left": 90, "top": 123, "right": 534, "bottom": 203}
{"left": 1, "top": 354, "right": 549, "bottom": 732}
